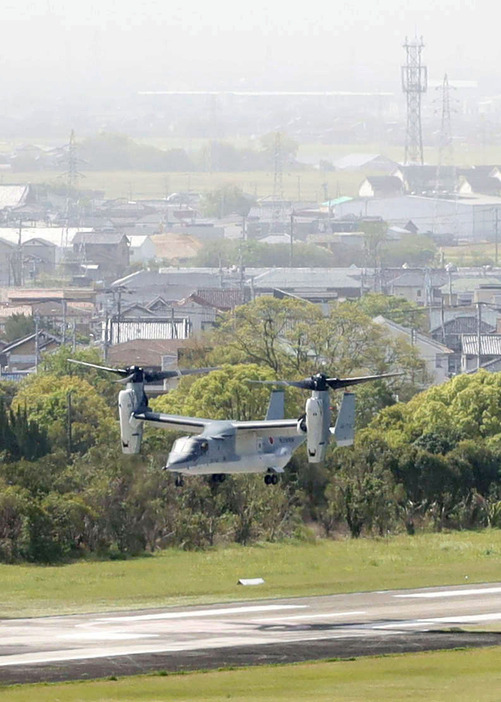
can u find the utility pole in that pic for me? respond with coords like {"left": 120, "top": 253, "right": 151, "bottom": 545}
{"left": 290, "top": 212, "right": 294, "bottom": 267}
{"left": 62, "top": 299, "right": 67, "bottom": 345}
{"left": 171, "top": 307, "right": 178, "bottom": 339}
{"left": 495, "top": 209, "right": 499, "bottom": 265}
{"left": 477, "top": 301, "right": 482, "bottom": 370}
{"left": 67, "top": 391, "right": 72, "bottom": 456}
{"left": 116, "top": 287, "right": 122, "bottom": 345}
{"left": 34, "top": 312, "right": 40, "bottom": 372}
{"left": 402, "top": 36, "right": 427, "bottom": 165}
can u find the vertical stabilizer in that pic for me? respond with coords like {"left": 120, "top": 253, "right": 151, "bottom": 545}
{"left": 332, "top": 392, "right": 355, "bottom": 446}
{"left": 265, "top": 389, "right": 285, "bottom": 420}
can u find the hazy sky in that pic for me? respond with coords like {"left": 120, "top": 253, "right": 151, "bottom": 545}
{"left": 0, "top": 0, "right": 495, "bottom": 100}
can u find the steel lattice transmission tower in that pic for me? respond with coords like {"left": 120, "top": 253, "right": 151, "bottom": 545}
{"left": 401, "top": 36, "right": 427, "bottom": 164}
{"left": 435, "top": 74, "right": 456, "bottom": 193}
{"left": 273, "top": 131, "right": 284, "bottom": 201}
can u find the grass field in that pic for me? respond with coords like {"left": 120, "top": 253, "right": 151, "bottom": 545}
{"left": 0, "top": 168, "right": 368, "bottom": 201}
{"left": 440, "top": 242, "right": 500, "bottom": 266}
{"left": 3, "top": 136, "right": 501, "bottom": 202}
{"left": 1, "top": 531, "right": 501, "bottom": 618}
{"left": 2, "top": 647, "right": 501, "bottom": 701}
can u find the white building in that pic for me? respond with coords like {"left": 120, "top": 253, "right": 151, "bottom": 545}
{"left": 373, "top": 315, "right": 453, "bottom": 385}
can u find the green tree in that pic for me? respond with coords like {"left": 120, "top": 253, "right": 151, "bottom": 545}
{"left": 202, "top": 185, "right": 255, "bottom": 218}
{"left": 371, "top": 370, "right": 501, "bottom": 449}
{"left": 191, "top": 238, "right": 336, "bottom": 268}
{"left": 356, "top": 293, "right": 427, "bottom": 331}
{"left": 2, "top": 314, "right": 35, "bottom": 342}
{"left": 12, "top": 374, "right": 116, "bottom": 454}
{"left": 151, "top": 364, "right": 287, "bottom": 421}
{"left": 0, "top": 401, "right": 50, "bottom": 461}
{"left": 212, "top": 297, "right": 322, "bottom": 374}
{"left": 381, "top": 235, "right": 437, "bottom": 267}
{"left": 40, "top": 346, "right": 117, "bottom": 408}
{"left": 360, "top": 220, "right": 388, "bottom": 268}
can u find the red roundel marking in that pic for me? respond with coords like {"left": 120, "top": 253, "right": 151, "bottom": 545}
{"left": 269, "top": 437, "right": 274, "bottom": 444}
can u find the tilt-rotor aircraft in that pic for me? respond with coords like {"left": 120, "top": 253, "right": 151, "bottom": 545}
{"left": 69, "top": 360, "right": 399, "bottom": 486}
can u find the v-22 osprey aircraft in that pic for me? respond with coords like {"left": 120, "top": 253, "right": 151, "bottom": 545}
{"left": 69, "top": 360, "right": 399, "bottom": 486}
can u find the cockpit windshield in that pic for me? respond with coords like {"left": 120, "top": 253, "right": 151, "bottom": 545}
{"left": 171, "top": 437, "right": 209, "bottom": 463}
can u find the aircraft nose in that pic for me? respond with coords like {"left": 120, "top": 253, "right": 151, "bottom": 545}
{"left": 164, "top": 454, "right": 186, "bottom": 470}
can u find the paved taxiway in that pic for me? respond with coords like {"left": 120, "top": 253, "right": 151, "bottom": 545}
{"left": 1, "top": 582, "right": 501, "bottom": 684}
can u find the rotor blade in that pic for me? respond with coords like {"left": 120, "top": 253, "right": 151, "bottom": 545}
{"left": 143, "top": 367, "right": 220, "bottom": 383}
{"left": 246, "top": 379, "right": 314, "bottom": 389}
{"left": 68, "top": 359, "right": 129, "bottom": 376}
{"left": 326, "top": 372, "right": 404, "bottom": 390}
{"left": 115, "top": 374, "right": 136, "bottom": 384}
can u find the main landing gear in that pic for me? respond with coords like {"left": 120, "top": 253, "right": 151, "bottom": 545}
{"left": 264, "top": 473, "right": 278, "bottom": 486}
{"left": 211, "top": 473, "right": 226, "bottom": 483}
{"left": 174, "top": 474, "right": 184, "bottom": 487}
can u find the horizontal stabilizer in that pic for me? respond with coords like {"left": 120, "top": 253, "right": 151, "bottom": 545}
{"left": 331, "top": 392, "right": 355, "bottom": 446}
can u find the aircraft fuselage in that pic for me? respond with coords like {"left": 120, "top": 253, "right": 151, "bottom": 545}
{"left": 164, "top": 423, "right": 305, "bottom": 476}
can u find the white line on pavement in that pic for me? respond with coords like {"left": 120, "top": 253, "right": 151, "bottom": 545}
{"left": 94, "top": 604, "right": 309, "bottom": 624}
{"left": 394, "top": 587, "right": 501, "bottom": 599}
{"left": 375, "top": 612, "right": 501, "bottom": 629}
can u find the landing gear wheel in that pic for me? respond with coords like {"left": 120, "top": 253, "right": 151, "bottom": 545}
{"left": 212, "top": 473, "right": 226, "bottom": 483}
{"left": 175, "top": 475, "right": 184, "bottom": 487}
{"left": 264, "top": 474, "right": 273, "bottom": 485}
{"left": 271, "top": 474, "right": 278, "bottom": 485}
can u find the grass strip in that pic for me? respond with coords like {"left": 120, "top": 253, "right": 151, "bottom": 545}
{"left": 1, "top": 531, "right": 501, "bottom": 618}
{"left": 1, "top": 647, "right": 501, "bottom": 701}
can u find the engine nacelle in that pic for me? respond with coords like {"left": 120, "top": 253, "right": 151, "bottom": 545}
{"left": 118, "top": 387, "right": 144, "bottom": 454}
{"left": 297, "top": 414, "right": 307, "bottom": 434}
{"left": 305, "top": 395, "right": 330, "bottom": 463}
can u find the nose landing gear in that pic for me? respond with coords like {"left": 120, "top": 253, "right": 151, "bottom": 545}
{"left": 211, "top": 473, "right": 226, "bottom": 483}
{"left": 174, "top": 474, "right": 184, "bottom": 487}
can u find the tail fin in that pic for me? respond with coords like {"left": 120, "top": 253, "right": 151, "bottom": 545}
{"left": 265, "top": 389, "right": 285, "bottom": 420}
{"left": 331, "top": 392, "right": 355, "bottom": 447}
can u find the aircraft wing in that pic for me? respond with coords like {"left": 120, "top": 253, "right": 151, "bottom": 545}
{"left": 232, "top": 419, "right": 299, "bottom": 436}
{"left": 133, "top": 410, "right": 212, "bottom": 433}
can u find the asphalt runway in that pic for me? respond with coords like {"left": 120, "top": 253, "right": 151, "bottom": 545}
{"left": 2, "top": 582, "right": 501, "bottom": 684}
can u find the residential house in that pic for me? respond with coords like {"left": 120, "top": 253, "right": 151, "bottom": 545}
{"left": 430, "top": 316, "right": 496, "bottom": 374}
{"left": 150, "top": 233, "right": 202, "bottom": 262}
{"left": 1, "top": 330, "right": 60, "bottom": 371}
{"left": 0, "top": 185, "right": 30, "bottom": 215}
{"left": 373, "top": 315, "right": 453, "bottom": 385}
{"left": 127, "top": 235, "right": 157, "bottom": 265}
{"left": 458, "top": 174, "right": 501, "bottom": 197}
{"left": 21, "top": 238, "right": 57, "bottom": 279}
{"left": 248, "top": 267, "right": 371, "bottom": 304}
{"left": 332, "top": 154, "right": 398, "bottom": 172}
{"left": 72, "top": 231, "right": 130, "bottom": 281}
{"left": 0, "top": 238, "right": 15, "bottom": 285}
{"left": 386, "top": 269, "right": 448, "bottom": 306}
{"left": 358, "top": 176, "right": 404, "bottom": 198}
{"left": 461, "top": 334, "right": 501, "bottom": 372}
